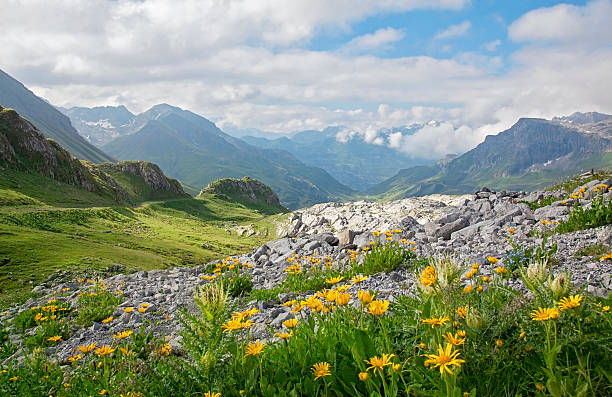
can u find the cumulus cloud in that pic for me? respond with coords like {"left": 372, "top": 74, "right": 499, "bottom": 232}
{"left": 434, "top": 20, "right": 471, "bottom": 40}
{"left": 509, "top": 0, "right": 612, "bottom": 44}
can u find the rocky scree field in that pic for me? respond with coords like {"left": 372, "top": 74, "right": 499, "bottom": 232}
{"left": 1, "top": 173, "right": 612, "bottom": 396}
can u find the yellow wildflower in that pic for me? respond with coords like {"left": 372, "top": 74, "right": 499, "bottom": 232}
{"left": 335, "top": 293, "right": 351, "bottom": 306}
{"left": 487, "top": 257, "right": 499, "bottom": 264}
{"left": 283, "top": 318, "right": 298, "bottom": 328}
{"left": 77, "top": 343, "right": 96, "bottom": 353}
{"left": 358, "top": 290, "right": 374, "bottom": 305}
{"left": 419, "top": 266, "right": 437, "bottom": 287}
{"left": 160, "top": 344, "right": 172, "bottom": 356}
{"left": 101, "top": 316, "right": 113, "bottom": 323}
{"left": 124, "top": 307, "right": 134, "bottom": 313}
{"left": 424, "top": 343, "right": 466, "bottom": 375}
{"left": 312, "top": 362, "right": 331, "bottom": 380}
{"left": 443, "top": 332, "right": 465, "bottom": 346}
{"left": 113, "top": 330, "right": 133, "bottom": 339}
{"left": 351, "top": 274, "right": 368, "bottom": 284}
{"left": 558, "top": 294, "right": 583, "bottom": 310}
{"left": 326, "top": 276, "right": 344, "bottom": 285}
{"left": 456, "top": 305, "right": 468, "bottom": 319}
{"left": 275, "top": 331, "right": 293, "bottom": 339}
{"left": 422, "top": 316, "right": 450, "bottom": 327}
{"left": 368, "top": 300, "right": 390, "bottom": 316}
{"left": 47, "top": 335, "right": 62, "bottom": 342}
{"left": 358, "top": 372, "right": 369, "bottom": 381}
{"left": 530, "top": 307, "right": 560, "bottom": 321}
{"left": 95, "top": 345, "right": 115, "bottom": 356}
{"left": 364, "top": 353, "right": 395, "bottom": 374}
{"left": 245, "top": 340, "right": 266, "bottom": 357}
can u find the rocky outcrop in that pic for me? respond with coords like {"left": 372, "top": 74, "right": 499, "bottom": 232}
{"left": 100, "top": 161, "right": 185, "bottom": 196}
{"left": 198, "top": 177, "right": 287, "bottom": 213}
{"left": 0, "top": 106, "right": 98, "bottom": 191}
{"left": 0, "top": 107, "right": 186, "bottom": 203}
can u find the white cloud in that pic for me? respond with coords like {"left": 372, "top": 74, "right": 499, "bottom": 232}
{"left": 509, "top": 0, "right": 612, "bottom": 44}
{"left": 342, "top": 27, "right": 405, "bottom": 53}
{"left": 434, "top": 20, "right": 471, "bottom": 40}
{"left": 483, "top": 39, "right": 501, "bottom": 51}
{"left": 0, "top": 0, "right": 611, "bottom": 162}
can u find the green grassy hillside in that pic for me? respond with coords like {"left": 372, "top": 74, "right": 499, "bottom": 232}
{"left": 0, "top": 189, "right": 283, "bottom": 307}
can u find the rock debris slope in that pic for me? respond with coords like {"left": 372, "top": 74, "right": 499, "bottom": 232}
{"left": 3, "top": 179, "right": 611, "bottom": 364}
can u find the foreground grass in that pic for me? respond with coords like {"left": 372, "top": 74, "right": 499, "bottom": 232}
{"left": 0, "top": 192, "right": 282, "bottom": 307}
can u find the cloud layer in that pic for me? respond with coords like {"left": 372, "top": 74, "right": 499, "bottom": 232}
{"left": 1, "top": 0, "right": 611, "bottom": 160}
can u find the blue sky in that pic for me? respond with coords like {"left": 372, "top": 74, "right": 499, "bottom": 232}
{"left": 1, "top": 0, "right": 610, "bottom": 159}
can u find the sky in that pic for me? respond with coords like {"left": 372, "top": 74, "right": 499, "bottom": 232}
{"left": 1, "top": 0, "right": 611, "bottom": 160}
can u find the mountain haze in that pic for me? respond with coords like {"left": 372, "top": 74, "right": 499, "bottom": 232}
{"left": 242, "top": 126, "right": 431, "bottom": 190}
{"left": 100, "top": 105, "right": 353, "bottom": 209}
{"left": 367, "top": 114, "right": 612, "bottom": 199}
{"left": 0, "top": 69, "right": 114, "bottom": 163}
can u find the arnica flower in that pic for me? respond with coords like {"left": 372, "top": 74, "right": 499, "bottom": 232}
{"left": 558, "top": 294, "right": 583, "bottom": 310}
{"left": 140, "top": 303, "right": 150, "bottom": 308}
{"left": 68, "top": 354, "right": 82, "bottom": 363}
{"left": 419, "top": 266, "right": 437, "bottom": 287}
{"left": 325, "top": 289, "right": 339, "bottom": 302}
{"left": 326, "top": 276, "right": 344, "bottom": 285}
{"left": 358, "top": 290, "right": 374, "bottom": 305}
{"left": 481, "top": 276, "right": 490, "bottom": 283}
{"left": 200, "top": 275, "right": 217, "bottom": 280}
{"left": 95, "top": 345, "right": 115, "bottom": 357}
{"left": 221, "top": 318, "right": 253, "bottom": 332}
{"left": 424, "top": 343, "right": 466, "bottom": 375}
{"left": 124, "top": 307, "right": 134, "bottom": 313}
{"left": 487, "top": 257, "right": 499, "bottom": 264}
{"left": 113, "top": 330, "right": 133, "bottom": 339}
{"left": 160, "top": 344, "right": 172, "bottom": 356}
{"left": 530, "top": 307, "right": 560, "bottom": 321}
{"left": 101, "top": 316, "right": 113, "bottom": 323}
{"left": 358, "top": 372, "right": 369, "bottom": 381}
{"left": 463, "top": 285, "right": 473, "bottom": 294}
{"left": 275, "top": 331, "right": 293, "bottom": 339}
{"left": 456, "top": 305, "right": 468, "bottom": 319}
{"left": 364, "top": 353, "right": 395, "bottom": 374}
{"left": 392, "top": 363, "right": 401, "bottom": 371}
{"left": 336, "top": 285, "right": 350, "bottom": 293}
{"left": 495, "top": 266, "right": 508, "bottom": 275}
{"left": 443, "top": 332, "right": 465, "bottom": 346}
{"left": 368, "top": 300, "right": 390, "bottom": 316}
{"left": 603, "top": 306, "right": 610, "bottom": 312}
{"left": 312, "top": 362, "right": 331, "bottom": 380}
{"left": 283, "top": 318, "right": 298, "bottom": 328}
{"left": 204, "top": 392, "right": 221, "bottom": 397}
{"left": 282, "top": 300, "right": 297, "bottom": 307}
{"left": 507, "top": 228, "right": 516, "bottom": 234}
{"left": 138, "top": 307, "right": 147, "bottom": 313}
{"left": 422, "top": 316, "right": 450, "bottom": 327}
{"left": 335, "top": 293, "right": 351, "bottom": 306}
{"left": 245, "top": 340, "right": 266, "bottom": 357}
{"left": 77, "top": 343, "right": 96, "bottom": 353}
{"left": 351, "top": 275, "right": 368, "bottom": 284}
{"left": 496, "top": 339, "right": 503, "bottom": 348}
{"left": 47, "top": 335, "right": 62, "bottom": 342}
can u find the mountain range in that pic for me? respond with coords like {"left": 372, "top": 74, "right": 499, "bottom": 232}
{"left": 0, "top": 69, "right": 114, "bottom": 163}
{"left": 241, "top": 126, "right": 432, "bottom": 190}
{"left": 366, "top": 114, "right": 612, "bottom": 199}
{"left": 95, "top": 104, "right": 354, "bottom": 209}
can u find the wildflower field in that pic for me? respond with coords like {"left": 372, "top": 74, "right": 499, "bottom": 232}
{"left": 1, "top": 183, "right": 612, "bottom": 396}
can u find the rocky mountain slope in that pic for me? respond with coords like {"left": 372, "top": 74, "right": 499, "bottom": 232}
{"left": 0, "top": 69, "right": 114, "bottom": 163}
{"left": 2, "top": 172, "right": 610, "bottom": 366}
{"left": 367, "top": 114, "right": 612, "bottom": 199}
{"left": 99, "top": 104, "right": 353, "bottom": 209}
{"left": 0, "top": 106, "right": 185, "bottom": 204}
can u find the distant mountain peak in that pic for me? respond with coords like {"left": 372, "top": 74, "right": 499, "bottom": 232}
{"left": 553, "top": 111, "right": 612, "bottom": 125}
